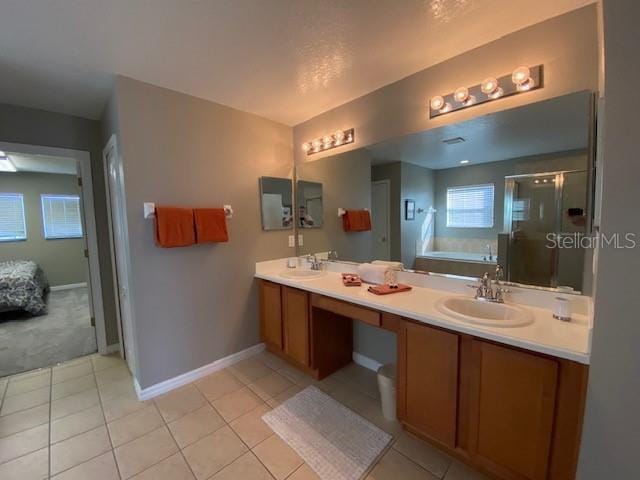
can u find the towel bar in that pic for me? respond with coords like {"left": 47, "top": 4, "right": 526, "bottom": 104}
{"left": 143, "top": 202, "right": 233, "bottom": 219}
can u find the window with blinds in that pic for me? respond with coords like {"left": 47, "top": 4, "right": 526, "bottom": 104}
{"left": 41, "top": 195, "right": 83, "bottom": 239}
{"left": 446, "top": 184, "right": 495, "bottom": 228}
{"left": 0, "top": 193, "right": 27, "bottom": 241}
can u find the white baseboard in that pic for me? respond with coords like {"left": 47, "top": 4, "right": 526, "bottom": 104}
{"left": 134, "top": 343, "right": 266, "bottom": 401}
{"left": 352, "top": 352, "right": 383, "bottom": 372}
{"left": 105, "top": 343, "right": 121, "bottom": 354}
{"left": 50, "top": 282, "right": 87, "bottom": 292}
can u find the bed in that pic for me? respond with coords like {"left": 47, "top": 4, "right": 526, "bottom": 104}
{"left": 0, "top": 260, "right": 49, "bottom": 315}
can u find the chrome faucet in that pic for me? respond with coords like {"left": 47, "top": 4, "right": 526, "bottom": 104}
{"left": 469, "top": 264, "right": 509, "bottom": 303}
{"left": 484, "top": 244, "right": 493, "bottom": 262}
{"left": 305, "top": 254, "right": 324, "bottom": 271}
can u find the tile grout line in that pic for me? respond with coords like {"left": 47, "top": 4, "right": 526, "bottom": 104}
{"left": 157, "top": 401, "right": 201, "bottom": 480}
{"left": 90, "top": 358, "right": 123, "bottom": 480}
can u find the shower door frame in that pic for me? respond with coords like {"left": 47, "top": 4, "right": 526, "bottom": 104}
{"left": 503, "top": 169, "right": 586, "bottom": 288}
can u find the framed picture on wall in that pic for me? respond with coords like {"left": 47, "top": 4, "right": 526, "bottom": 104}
{"left": 405, "top": 199, "right": 415, "bottom": 220}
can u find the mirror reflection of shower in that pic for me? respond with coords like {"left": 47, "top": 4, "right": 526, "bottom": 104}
{"left": 503, "top": 170, "right": 588, "bottom": 291}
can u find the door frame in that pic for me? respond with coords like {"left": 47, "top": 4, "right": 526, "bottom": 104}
{"left": 0, "top": 141, "right": 108, "bottom": 354}
{"left": 371, "top": 179, "right": 391, "bottom": 260}
{"left": 102, "top": 134, "right": 137, "bottom": 374}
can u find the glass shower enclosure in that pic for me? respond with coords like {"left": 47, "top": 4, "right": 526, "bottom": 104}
{"left": 503, "top": 170, "right": 588, "bottom": 291}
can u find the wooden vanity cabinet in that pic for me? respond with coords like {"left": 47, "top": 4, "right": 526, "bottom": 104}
{"left": 467, "top": 340, "right": 558, "bottom": 480}
{"left": 282, "top": 286, "right": 310, "bottom": 366}
{"left": 259, "top": 280, "right": 283, "bottom": 350}
{"left": 397, "top": 320, "right": 460, "bottom": 448}
{"left": 398, "top": 318, "right": 588, "bottom": 480}
{"left": 259, "top": 280, "right": 313, "bottom": 370}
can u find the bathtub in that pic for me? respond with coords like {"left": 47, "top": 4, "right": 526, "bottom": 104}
{"left": 414, "top": 251, "right": 497, "bottom": 277}
{"left": 418, "top": 251, "right": 497, "bottom": 264}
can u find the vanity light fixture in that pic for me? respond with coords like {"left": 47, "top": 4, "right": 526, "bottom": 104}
{"left": 302, "top": 128, "right": 355, "bottom": 156}
{"left": 428, "top": 65, "right": 543, "bottom": 118}
{"left": 460, "top": 160, "right": 470, "bottom": 164}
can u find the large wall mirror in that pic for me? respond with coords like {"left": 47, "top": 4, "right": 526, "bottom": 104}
{"left": 259, "top": 176, "right": 293, "bottom": 231}
{"left": 295, "top": 91, "right": 595, "bottom": 294}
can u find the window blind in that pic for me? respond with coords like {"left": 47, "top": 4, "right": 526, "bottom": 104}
{"left": 446, "top": 184, "right": 494, "bottom": 228}
{"left": 0, "top": 193, "right": 27, "bottom": 241}
{"left": 41, "top": 195, "right": 83, "bottom": 239}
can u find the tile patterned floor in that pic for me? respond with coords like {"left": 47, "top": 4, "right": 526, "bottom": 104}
{"left": 0, "top": 351, "right": 490, "bottom": 480}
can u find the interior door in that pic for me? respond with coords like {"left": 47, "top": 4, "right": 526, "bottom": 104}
{"left": 76, "top": 168, "right": 96, "bottom": 335}
{"left": 104, "top": 138, "right": 136, "bottom": 373}
{"left": 371, "top": 180, "right": 390, "bottom": 261}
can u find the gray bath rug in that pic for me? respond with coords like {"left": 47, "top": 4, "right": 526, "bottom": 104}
{"left": 262, "top": 385, "right": 392, "bottom": 480}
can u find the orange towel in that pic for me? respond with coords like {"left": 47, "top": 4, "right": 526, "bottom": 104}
{"left": 155, "top": 206, "right": 196, "bottom": 248}
{"left": 194, "top": 208, "right": 229, "bottom": 243}
{"left": 367, "top": 283, "right": 412, "bottom": 295}
{"left": 342, "top": 210, "right": 372, "bottom": 232}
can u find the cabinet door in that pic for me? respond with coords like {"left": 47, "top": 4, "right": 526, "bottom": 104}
{"left": 469, "top": 340, "right": 558, "bottom": 480}
{"left": 399, "top": 321, "right": 459, "bottom": 448}
{"left": 259, "top": 281, "right": 282, "bottom": 350}
{"left": 282, "top": 286, "right": 310, "bottom": 366}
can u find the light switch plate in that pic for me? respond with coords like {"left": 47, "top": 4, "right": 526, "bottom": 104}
{"left": 288, "top": 235, "right": 295, "bottom": 247}
{"left": 298, "top": 234, "right": 304, "bottom": 246}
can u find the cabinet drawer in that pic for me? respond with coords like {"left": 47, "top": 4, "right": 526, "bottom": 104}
{"left": 311, "top": 294, "right": 381, "bottom": 327}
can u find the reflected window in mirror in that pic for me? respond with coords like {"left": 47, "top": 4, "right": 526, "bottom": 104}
{"left": 259, "top": 176, "right": 293, "bottom": 231}
{"left": 297, "top": 180, "right": 323, "bottom": 229}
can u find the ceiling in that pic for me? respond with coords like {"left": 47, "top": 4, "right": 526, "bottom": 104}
{"left": 0, "top": 0, "right": 594, "bottom": 125}
{"left": 365, "top": 91, "right": 591, "bottom": 169}
{"left": 1, "top": 152, "right": 78, "bottom": 175}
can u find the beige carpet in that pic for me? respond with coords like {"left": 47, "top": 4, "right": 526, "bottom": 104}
{"left": 263, "top": 386, "right": 392, "bottom": 480}
{"left": 0, "top": 287, "right": 96, "bottom": 377}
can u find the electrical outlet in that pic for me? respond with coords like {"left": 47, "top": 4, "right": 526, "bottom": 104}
{"left": 298, "top": 234, "right": 304, "bottom": 246}
{"left": 288, "top": 235, "right": 295, "bottom": 247}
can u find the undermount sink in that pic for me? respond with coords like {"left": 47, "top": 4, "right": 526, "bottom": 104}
{"left": 436, "top": 296, "right": 533, "bottom": 328}
{"left": 279, "top": 269, "right": 326, "bottom": 280}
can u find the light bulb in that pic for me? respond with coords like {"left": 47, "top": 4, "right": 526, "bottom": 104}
{"left": 322, "top": 135, "right": 332, "bottom": 145}
{"left": 481, "top": 77, "right": 498, "bottom": 95}
{"left": 440, "top": 102, "right": 452, "bottom": 113}
{"left": 430, "top": 95, "right": 445, "bottom": 110}
{"left": 488, "top": 87, "right": 504, "bottom": 99}
{"left": 454, "top": 87, "right": 469, "bottom": 103}
{"left": 312, "top": 140, "right": 322, "bottom": 151}
{"left": 302, "top": 143, "right": 310, "bottom": 152}
{"left": 460, "top": 160, "right": 469, "bottom": 164}
{"left": 334, "top": 130, "right": 345, "bottom": 141}
{"left": 516, "top": 77, "right": 535, "bottom": 92}
{"left": 512, "top": 66, "right": 531, "bottom": 85}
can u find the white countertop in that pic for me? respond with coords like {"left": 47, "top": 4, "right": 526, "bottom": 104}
{"left": 255, "top": 259, "right": 591, "bottom": 364}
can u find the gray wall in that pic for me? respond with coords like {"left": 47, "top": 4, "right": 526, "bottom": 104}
{"left": 107, "top": 76, "right": 293, "bottom": 388}
{"left": 296, "top": 148, "right": 372, "bottom": 263}
{"left": 0, "top": 172, "right": 85, "bottom": 286}
{"left": 0, "top": 103, "right": 119, "bottom": 345}
{"left": 401, "top": 162, "right": 435, "bottom": 268}
{"left": 434, "top": 150, "right": 588, "bottom": 240}
{"left": 293, "top": 6, "right": 598, "bottom": 165}
{"left": 578, "top": 0, "right": 640, "bottom": 477}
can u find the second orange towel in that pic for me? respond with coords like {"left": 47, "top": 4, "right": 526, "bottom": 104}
{"left": 194, "top": 208, "right": 229, "bottom": 243}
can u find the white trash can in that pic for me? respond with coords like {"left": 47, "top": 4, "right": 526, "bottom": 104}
{"left": 377, "top": 364, "right": 397, "bottom": 421}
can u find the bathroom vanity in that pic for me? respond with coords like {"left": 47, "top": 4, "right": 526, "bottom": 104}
{"left": 255, "top": 261, "right": 590, "bottom": 480}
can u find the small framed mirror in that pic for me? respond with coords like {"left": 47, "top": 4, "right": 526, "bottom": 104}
{"left": 296, "top": 180, "right": 323, "bottom": 229}
{"left": 259, "top": 176, "right": 293, "bottom": 231}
